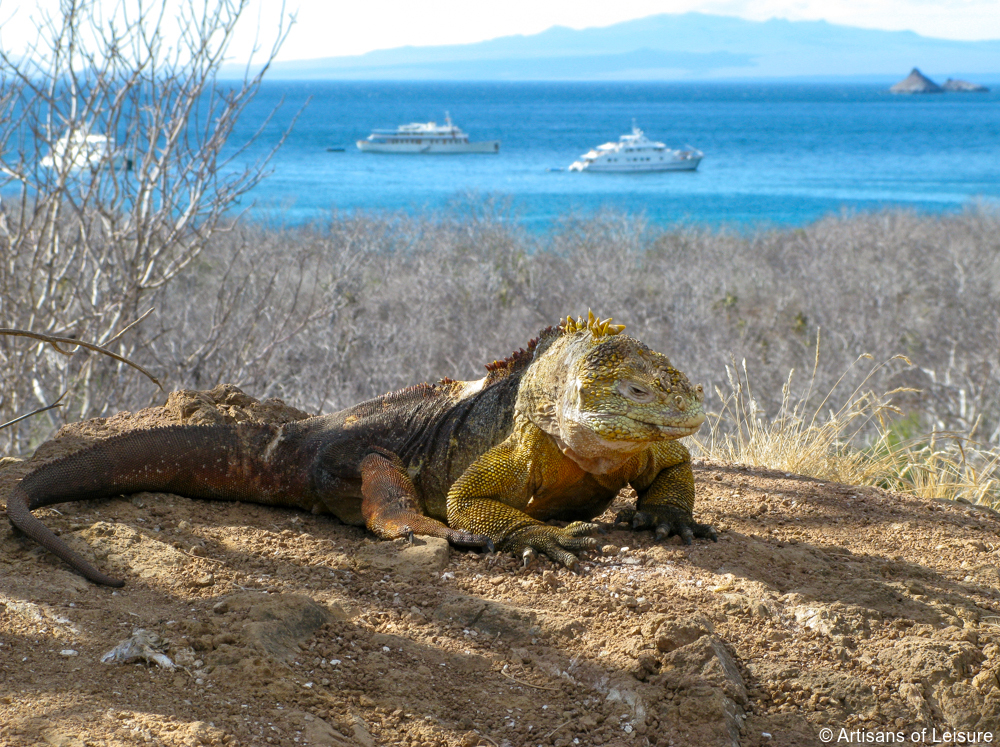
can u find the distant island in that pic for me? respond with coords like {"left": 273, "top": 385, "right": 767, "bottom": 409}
{"left": 890, "top": 68, "right": 943, "bottom": 93}
{"left": 233, "top": 12, "right": 1000, "bottom": 81}
{"left": 942, "top": 77, "right": 990, "bottom": 91}
{"left": 890, "top": 67, "right": 990, "bottom": 93}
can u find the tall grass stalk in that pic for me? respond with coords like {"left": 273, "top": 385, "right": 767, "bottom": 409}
{"left": 695, "top": 335, "right": 1000, "bottom": 507}
{"left": 872, "top": 432, "right": 1000, "bottom": 507}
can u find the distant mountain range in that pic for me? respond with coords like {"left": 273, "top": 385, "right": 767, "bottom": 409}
{"left": 236, "top": 13, "right": 1000, "bottom": 81}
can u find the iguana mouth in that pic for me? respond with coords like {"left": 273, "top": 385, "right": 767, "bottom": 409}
{"left": 630, "top": 415, "right": 705, "bottom": 434}
{"left": 655, "top": 424, "right": 702, "bottom": 438}
{"left": 583, "top": 418, "right": 702, "bottom": 443}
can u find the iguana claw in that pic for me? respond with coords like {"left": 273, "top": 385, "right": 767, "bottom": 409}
{"left": 504, "top": 522, "right": 600, "bottom": 569}
{"left": 445, "top": 529, "right": 495, "bottom": 550}
{"left": 616, "top": 507, "right": 717, "bottom": 545}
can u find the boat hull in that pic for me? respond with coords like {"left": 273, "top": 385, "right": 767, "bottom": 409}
{"left": 356, "top": 140, "right": 500, "bottom": 154}
{"left": 569, "top": 156, "right": 702, "bottom": 173}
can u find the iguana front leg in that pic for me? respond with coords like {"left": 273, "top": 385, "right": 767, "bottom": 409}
{"left": 445, "top": 431, "right": 599, "bottom": 569}
{"left": 615, "top": 441, "right": 717, "bottom": 544}
{"left": 359, "top": 447, "right": 490, "bottom": 549}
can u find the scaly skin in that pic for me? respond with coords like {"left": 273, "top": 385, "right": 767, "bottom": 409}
{"left": 6, "top": 312, "right": 714, "bottom": 586}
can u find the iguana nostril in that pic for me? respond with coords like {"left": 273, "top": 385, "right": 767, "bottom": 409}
{"left": 674, "top": 395, "right": 686, "bottom": 410}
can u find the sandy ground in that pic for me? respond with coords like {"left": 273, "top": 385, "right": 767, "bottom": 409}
{"left": 2, "top": 385, "right": 1000, "bottom": 747}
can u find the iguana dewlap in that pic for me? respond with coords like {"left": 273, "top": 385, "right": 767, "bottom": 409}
{"left": 6, "top": 312, "right": 715, "bottom": 587}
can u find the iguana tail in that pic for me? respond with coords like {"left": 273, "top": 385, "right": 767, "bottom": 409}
{"left": 7, "top": 423, "right": 292, "bottom": 587}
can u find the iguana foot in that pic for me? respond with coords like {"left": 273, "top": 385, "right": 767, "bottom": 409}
{"left": 615, "top": 507, "right": 717, "bottom": 545}
{"left": 360, "top": 450, "right": 492, "bottom": 550}
{"left": 385, "top": 521, "right": 492, "bottom": 550}
{"left": 504, "top": 521, "right": 600, "bottom": 570}
{"left": 446, "top": 530, "right": 494, "bottom": 552}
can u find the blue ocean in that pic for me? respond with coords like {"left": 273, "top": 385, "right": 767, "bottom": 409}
{"left": 234, "top": 80, "right": 1000, "bottom": 230}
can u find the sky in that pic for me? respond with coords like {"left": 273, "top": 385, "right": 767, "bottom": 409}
{"left": 246, "top": 0, "right": 1000, "bottom": 60}
{"left": 2, "top": 0, "right": 999, "bottom": 64}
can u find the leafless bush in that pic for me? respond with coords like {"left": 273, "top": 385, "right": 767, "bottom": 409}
{"left": 195, "top": 202, "right": 993, "bottom": 450}
{"left": 6, "top": 179, "right": 1000, "bottom": 457}
{"left": 0, "top": 0, "right": 293, "bottom": 451}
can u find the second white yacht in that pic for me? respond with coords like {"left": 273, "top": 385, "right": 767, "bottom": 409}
{"left": 569, "top": 125, "right": 702, "bottom": 172}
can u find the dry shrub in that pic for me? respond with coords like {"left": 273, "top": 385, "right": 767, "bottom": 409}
{"left": 695, "top": 341, "right": 1000, "bottom": 507}
{"left": 5, "top": 199, "right": 1000, "bottom": 488}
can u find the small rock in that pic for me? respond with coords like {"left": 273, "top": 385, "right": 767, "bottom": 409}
{"left": 655, "top": 614, "right": 715, "bottom": 652}
{"left": 0, "top": 456, "right": 23, "bottom": 470}
{"left": 973, "top": 670, "right": 1000, "bottom": 692}
{"left": 101, "top": 628, "right": 175, "bottom": 669}
{"left": 794, "top": 605, "right": 846, "bottom": 637}
{"left": 636, "top": 653, "right": 658, "bottom": 673}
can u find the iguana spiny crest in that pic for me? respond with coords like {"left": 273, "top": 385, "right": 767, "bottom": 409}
{"left": 559, "top": 310, "right": 627, "bottom": 337}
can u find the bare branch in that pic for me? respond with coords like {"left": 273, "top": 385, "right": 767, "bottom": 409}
{"left": 0, "top": 390, "right": 68, "bottom": 431}
{"left": 0, "top": 328, "right": 163, "bottom": 390}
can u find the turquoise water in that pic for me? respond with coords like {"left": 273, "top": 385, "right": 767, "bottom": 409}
{"left": 233, "top": 80, "right": 1000, "bottom": 229}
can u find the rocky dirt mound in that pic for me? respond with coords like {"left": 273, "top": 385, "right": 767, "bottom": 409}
{"left": 2, "top": 386, "right": 1000, "bottom": 747}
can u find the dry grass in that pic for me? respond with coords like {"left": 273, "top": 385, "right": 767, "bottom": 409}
{"left": 873, "top": 434, "right": 1000, "bottom": 507}
{"left": 694, "top": 336, "right": 1000, "bottom": 508}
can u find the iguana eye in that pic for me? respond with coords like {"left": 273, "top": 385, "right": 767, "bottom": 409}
{"left": 620, "top": 382, "right": 654, "bottom": 402}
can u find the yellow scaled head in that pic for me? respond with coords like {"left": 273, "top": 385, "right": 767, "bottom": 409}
{"left": 520, "top": 311, "right": 705, "bottom": 472}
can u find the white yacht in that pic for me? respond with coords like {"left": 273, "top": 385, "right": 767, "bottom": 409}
{"left": 357, "top": 113, "right": 499, "bottom": 154}
{"left": 41, "top": 131, "right": 131, "bottom": 172}
{"left": 569, "top": 125, "right": 702, "bottom": 173}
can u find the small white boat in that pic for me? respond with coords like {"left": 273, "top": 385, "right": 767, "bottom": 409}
{"left": 569, "top": 124, "right": 702, "bottom": 173}
{"left": 41, "top": 131, "right": 130, "bottom": 172}
{"left": 357, "top": 112, "right": 499, "bottom": 154}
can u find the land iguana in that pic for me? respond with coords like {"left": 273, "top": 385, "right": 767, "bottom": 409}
{"left": 6, "top": 312, "right": 715, "bottom": 587}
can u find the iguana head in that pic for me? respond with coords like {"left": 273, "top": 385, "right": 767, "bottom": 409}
{"left": 517, "top": 312, "right": 705, "bottom": 473}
